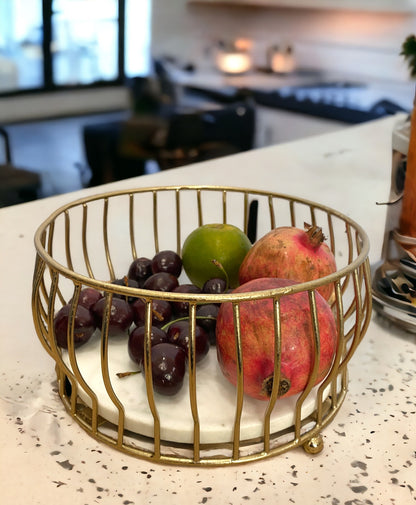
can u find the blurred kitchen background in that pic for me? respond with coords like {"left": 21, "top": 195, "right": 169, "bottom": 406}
{"left": 1, "top": 0, "right": 415, "bottom": 206}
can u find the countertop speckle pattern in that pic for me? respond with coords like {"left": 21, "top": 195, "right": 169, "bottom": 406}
{"left": 1, "top": 114, "right": 415, "bottom": 504}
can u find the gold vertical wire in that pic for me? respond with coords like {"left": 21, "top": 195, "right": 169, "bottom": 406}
{"left": 338, "top": 218, "right": 352, "bottom": 297}
{"left": 37, "top": 229, "right": 50, "bottom": 306}
{"left": 64, "top": 210, "right": 74, "bottom": 272}
{"left": 143, "top": 299, "right": 161, "bottom": 459}
{"left": 46, "top": 221, "right": 65, "bottom": 306}
{"left": 332, "top": 276, "right": 347, "bottom": 407}
{"left": 103, "top": 197, "right": 115, "bottom": 280}
{"left": 345, "top": 222, "right": 354, "bottom": 266}
{"left": 309, "top": 206, "right": 317, "bottom": 227}
{"left": 243, "top": 192, "right": 249, "bottom": 234}
{"left": 197, "top": 189, "right": 203, "bottom": 227}
{"left": 294, "top": 290, "right": 321, "bottom": 440}
{"left": 333, "top": 278, "right": 346, "bottom": 407}
{"left": 68, "top": 284, "right": 100, "bottom": 433}
{"left": 57, "top": 366, "right": 69, "bottom": 401}
{"left": 153, "top": 191, "right": 160, "bottom": 253}
{"left": 175, "top": 189, "right": 181, "bottom": 255}
{"left": 338, "top": 267, "right": 364, "bottom": 374}
{"left": 47, "top": 220, "right": 54, "bottom": 262}
{"left": 129, "top": 193, "right": 137, "bottom": 260}
{"left": 263, "top": 296, "right": 282, "bottom": 454}
{"left": 81, "top": 203, "right": 94, "bottom": 278}
{"left": 222, "top": 189, "right": 227, "bottom": 223}
{"left": 99, "top": 292, "right": 125, "bottom": 444}
{"left": 360, "top": 260, "right": 373, "bottom": 338}
{"left": 317, "top": 278, "right": 344, "bottom": 422}
{"left": 47, "top": 270, "right": 79, "bottom": 415}
{"left": 325, "top": 212, "right": 338, "bottom": 308}
{"left": 353, "top": 261, "right": 371, "bottom": 345}
{"left": 356, "top": 236, "right": 372, "bottom": 328}
{"left": 289, "top": 199, "right": 296, "bottom": 227}
{"left": 327, "top": 213, "right": 336, "bottom": 255}
{"left": 353, "top": 230, "right": 367, "bottom": 304}
{"left": 339, "top": 222, "right": 357, "bottom": 321}
{"left": 355, "top": 228, "right": 363, "bottom": 254}
{"left": 33, "top": 255, "right": 48, "bottom": 321}
{"left": 232, "top": 301, "right": 244, "bottom": 461}
{"left": 268, "top": 194, "right": 275, "bottom": 230}
{"left": 188, "top": 303, "right": 201, "bottom": 462}
{"left": 47, "top": 269, "right": 60, "bottom": 352}
{"left": 32, "top": 257, "right": 52, "bottom": 355}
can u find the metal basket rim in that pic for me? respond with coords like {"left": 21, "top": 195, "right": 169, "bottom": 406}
{"left": 33, "top": 184, "right": 370, "bottom": 301}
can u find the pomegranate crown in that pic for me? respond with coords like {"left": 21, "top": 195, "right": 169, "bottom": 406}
{"left": 304, "top": 222, "right": 326, "bottom": 248}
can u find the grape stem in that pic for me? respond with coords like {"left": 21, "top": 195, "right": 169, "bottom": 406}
{"left": 117, "top": 315, "right": 216, "bottom": 378}
{"left": 161, "top": 315, "right": 217, "bottom": 332}
{"left": 116, "top": 370, "right": 141, "bottom": 378}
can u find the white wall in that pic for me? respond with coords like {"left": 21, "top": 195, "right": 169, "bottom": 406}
{"left": 151, "top": 1, "right": 416, "bottom": 82}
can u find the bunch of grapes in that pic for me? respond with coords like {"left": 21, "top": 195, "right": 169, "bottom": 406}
{"left": 53, "top": 250, "right": 227, "bottom": 396}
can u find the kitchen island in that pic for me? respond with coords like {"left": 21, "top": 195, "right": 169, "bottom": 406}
{"left": 1, "top": 114, "right": 415, "bottom": 505}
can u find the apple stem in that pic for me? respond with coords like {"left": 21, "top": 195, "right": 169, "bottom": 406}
{"left": 211, "top": 259, "right": 229, "bottom": 291}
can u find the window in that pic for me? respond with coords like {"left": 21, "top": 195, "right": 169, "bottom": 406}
{"left": 0, "top": 0, "right": 150, "bottom": 94}
{"left": 0, "top": 0, "right": 44, "bottom": 91}
{"left": 125, "top": 0, "right": 151, "bottom": 77}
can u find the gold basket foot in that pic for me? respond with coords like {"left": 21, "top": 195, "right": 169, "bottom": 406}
{"left": 303, "top": 434, "right": 324, "bottom": 455}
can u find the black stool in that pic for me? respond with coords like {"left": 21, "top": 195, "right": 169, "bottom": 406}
{"left": 0, "top": 127, "right": 40, "bottom": 207}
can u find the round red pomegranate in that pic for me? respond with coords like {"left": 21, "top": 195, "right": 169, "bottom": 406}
{"left": 216, "top": 278, "right": 338, "bottom": 401}
{"left": 238, "top": 223, "right": 336, "bottom": 301}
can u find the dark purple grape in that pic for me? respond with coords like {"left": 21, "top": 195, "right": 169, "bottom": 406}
{"left": 69, "top": 287, "right": 103, "bottom": 311}
{"left": 171, "top": 284, "right": 202, "bottom": 317}
{"left": 151, "top": 250, "right": 182, "bottom": 277}
{"left": 151, "top": 343, "right": 186, "bottom": 396}
{"left": 54, "top": 304, "right": 95, "bottom": 349}
{"left": 167, "top": 320, "right": 209, "bottom": 363}
{"left": 92, "top": 297, "right": 134, "bottom": 337}
{"left": 127, "top": 257, "right": 152, "bottom": 286}
{"left": 128, "top": 325, "right": 168, "bottom": 368}
{"left": 202, "top": 277, "right": 227, "bottom": 295}
{"left": 131, "top": 298, "right": 172, "bottom": 328}
{"left": 111, "top": 277, "right": 140, "bottom": 303}
{"left": 143, "top": 272, "right": 179, "bottom": 292}
{"left": 196, "top": 304, "right": 219, "bottom": 345}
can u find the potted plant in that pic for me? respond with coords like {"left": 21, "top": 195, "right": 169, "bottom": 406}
{"left": 401, "top": 34, "right": 416, "bottom": 78}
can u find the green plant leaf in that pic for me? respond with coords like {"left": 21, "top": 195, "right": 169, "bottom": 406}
{"left": 401, "top": 34, "right": 416, "bottom": 77}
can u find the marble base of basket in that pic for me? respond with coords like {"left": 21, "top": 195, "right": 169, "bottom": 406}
{"left": 63, "top": 334, "right": 332, "bottom": 445}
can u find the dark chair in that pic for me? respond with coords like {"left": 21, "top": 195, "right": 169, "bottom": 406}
{"left": 153, "top": 58, "right": 178, "bottom": 108}
{"left": 0, "top": 127, "right": 40, "bottom": 207}
{"left": 84, "top": 67, "right": 173, "bottom": 187}
{"left": 126, "top": 58, "right": 178, "bottom": 117}
{"left": 83, "top": 120, "right": 148, "bottom": 187}
{"left": 126, "top": 76, "right": 165, "bottom": 116}
{"left": 83, "top": 89, "right": 256, "bottom": 184}
{"left": 155, "top": 100, "right": 256, "bottom": 170}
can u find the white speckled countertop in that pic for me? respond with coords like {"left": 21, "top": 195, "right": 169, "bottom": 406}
{"left": 1, "top": 114, "right": 415, "bottom": 504}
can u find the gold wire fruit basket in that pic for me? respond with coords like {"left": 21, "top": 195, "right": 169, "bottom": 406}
{"left": 32, "top": 185, "right": 371, "bottom": 466}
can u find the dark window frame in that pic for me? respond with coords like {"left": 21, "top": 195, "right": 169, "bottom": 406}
{"left": 0, "top": 0, "right": 126, "bottom": 98}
